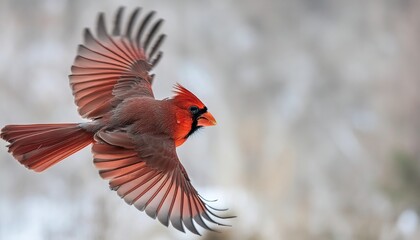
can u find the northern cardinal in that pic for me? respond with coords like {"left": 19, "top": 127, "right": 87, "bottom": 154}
{"left": 1, "top": 7, "right": 232, "bottom": 235}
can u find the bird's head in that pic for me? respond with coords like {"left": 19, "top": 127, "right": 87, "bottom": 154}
{"left": 172, "top": 83, "right": 216, "bottom": 141}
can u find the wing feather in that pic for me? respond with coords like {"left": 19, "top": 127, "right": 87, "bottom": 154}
{"left": 70, "top": 7, "right": 165, "bottom": 119}
{"left": 112, "top": 7, "right": 124, "bottom": 36}
{"left": 125, "top": 7, "right": 141, "bottom": 37}
{"left": 91, "top": 130, "right": 232, "bottom": 235}
{"left": 149, "top": 34, "right": 166, "bottom": 61}
{"left": 144, "top": 19, "right": 164, "bottom": 53}
{"left": 135, "top": 11, "right": 155, "bottom": 49}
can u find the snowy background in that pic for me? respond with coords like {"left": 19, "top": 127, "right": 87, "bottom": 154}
{"left": 1, "top": 0, "right": 420, "bottom": 239}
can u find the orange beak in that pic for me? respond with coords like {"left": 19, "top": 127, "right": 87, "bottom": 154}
{"left": 197, "top": 111, "right": 217, "bottom": 127}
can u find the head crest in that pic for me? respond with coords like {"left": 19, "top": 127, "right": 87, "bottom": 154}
{"left": 172, "top": 83, "right": 205, "bottom": 108}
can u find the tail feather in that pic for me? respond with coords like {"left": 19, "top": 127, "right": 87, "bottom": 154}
{"left": 1, "top": 123, "right": 93, "bottom": 172}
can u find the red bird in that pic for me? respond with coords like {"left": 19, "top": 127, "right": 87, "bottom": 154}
{"left": 1, "top": 7, "right": 232, "bottom": 235}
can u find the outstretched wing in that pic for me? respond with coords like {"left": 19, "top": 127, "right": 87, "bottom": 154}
{"left": 92, "top": 130, "right": 231, "bottom": 235}
{"left": 69, "top": 7, "right": 165, "bottom": 119}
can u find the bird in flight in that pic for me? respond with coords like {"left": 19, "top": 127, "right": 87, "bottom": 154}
{"left": 1, "top": 6, "right": 232, "bottom": 235}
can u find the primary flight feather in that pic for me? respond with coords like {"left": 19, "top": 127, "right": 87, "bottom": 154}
{"left": 1, "top": 6, "right": 232, "bottom": 235}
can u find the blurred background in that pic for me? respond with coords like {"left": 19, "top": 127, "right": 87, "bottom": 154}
{"left": 0, "top": 0, "right": 420, "bottom": 239}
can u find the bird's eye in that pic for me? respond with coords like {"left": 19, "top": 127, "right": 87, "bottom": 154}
{"left": 189, "top": 106, "right": 199, "bottom": 115}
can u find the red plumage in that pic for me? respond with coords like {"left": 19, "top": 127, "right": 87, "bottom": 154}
{"left": 0, "top": 6, "right": 231, "bottom": 235}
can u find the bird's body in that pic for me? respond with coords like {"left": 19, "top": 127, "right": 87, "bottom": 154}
{"left": 0, "top": 6, "right": 230, "bottom": 235}
{"left": 92, "top": 97, "right": 177, "bottom": 137}
{"left": 84, "top": 95, "right": 199, "bottom": 146}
